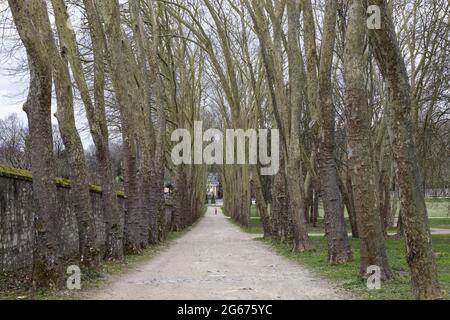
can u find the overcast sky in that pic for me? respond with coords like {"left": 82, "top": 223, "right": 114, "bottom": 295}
{"left": 0, "top": 3, "right": 93, "bottom": 148}
{"left": 0, "top": 68, "right": 28, "bottom": 123}
{"left": 0, "top": 2, "right": 28, "bottom": 124}
{"left": 0, "top": 51, "right": 93, "bottom": 147}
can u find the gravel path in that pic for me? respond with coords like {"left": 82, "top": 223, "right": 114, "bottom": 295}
{"left": 86, "top": 207, "right": 349, "bottom": 300}
{"left": 430, "top": 228, "right": 450, "bottom": 235}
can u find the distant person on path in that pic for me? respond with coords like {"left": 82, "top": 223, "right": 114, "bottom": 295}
{"left": 215, "top": 208, "right": 218, "bottom": 215}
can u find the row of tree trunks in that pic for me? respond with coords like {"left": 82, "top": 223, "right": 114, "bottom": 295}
{"left": 173, "top": 165, "right": 186, "bottom": 231}
{"left": 299, "top": 0, "right": 353, "bottom": 262}
{"left": 245, "top": 0, "right": 312, "bottom": 251}
{"left": 131, "top": 0, "right": 166, "bottom": 246}
{"left": 7, "top": 0, "right": 204, "bottom": 290}
{"left": 251, "top": 166, "right": 272, "bottom": 238}
{"left": 11, "top": 0, "right": 101, "bottom": 277}
{"left": 81, "top": 0, "right": 124, "bottom": 260}
{"left": 49, "top": 16, "right": 100, "bottom": 271}
{"left": 173, "top": 164, "right": 206, "bottom": 230}
{"left": 51, "top": 0, "right": 117, "bottom": 271}
{"left": 99, "top": 0, "right": 153, "bottom": 254}
{"left": 164, "top": 24, "right": 207, "bottom": 232}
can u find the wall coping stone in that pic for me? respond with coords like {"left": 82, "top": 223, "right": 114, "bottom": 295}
{"left": 0, "top": 164, "right": 125, "bottom": 198}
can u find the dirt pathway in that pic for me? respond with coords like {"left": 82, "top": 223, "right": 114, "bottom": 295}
{"left": 86, "top": 207, "right": 349, "bottom": 300}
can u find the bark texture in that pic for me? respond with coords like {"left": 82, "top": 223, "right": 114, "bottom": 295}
{"left": 49, "top": 0, "right": 100, "bottom": 271}
{"left": 368, "top": 0, "right": 441, "bottom": 299}
{"left": 344, "top": 0, "right": 391, "bottom": 279}
{"left": 317, "top": 0, "right": 352, "bottom": 264}
{"left": 82, "top": 0, "right": 124, "bottom": 260}
{"left": 99, "top": 0, "right": 148, "bottom": 254}
{"left": 8, "top": 0, "right": 64, "bottom": 289}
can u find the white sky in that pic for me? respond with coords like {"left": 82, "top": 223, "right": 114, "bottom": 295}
{"left": 0, "top": 48, "right": 93, "bottom": 148}
{"left": 0, "top": 68, "right": 28, "bottom": 123}
{"left": 0, "top": 70, "right": 93, "bottom": 147}
{"left": 0, "top": 2, "right": 27, "bottom": 124}
{"left": 0, "top": 2, "right": 93, "bottom": 148}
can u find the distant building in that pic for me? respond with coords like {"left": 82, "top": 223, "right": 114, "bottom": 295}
{"left": 207, "top": 173, "right": 220, "bottom": 198}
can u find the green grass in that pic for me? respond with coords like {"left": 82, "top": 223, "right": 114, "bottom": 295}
{"left": 241, "top": 216, "right": 450, "bottom": 236}
{"left": 259, "top": 235, "right": 450, "bottom": 300}
{"left": 250, "top": 205, "right": 258, "bottom": 217}
{"left": 314, "top": 198, "right": 450, "bottom": 219}
{"left": 426, "top": 199, "right": 450, "bottom": 218}
{"left": 222, "top": 205, "right": 265, "bottom": 234}
{"left": 247, "top": 217, "right": 263, "bottom": 234}
{"left": 429, "top": 218, "right": 450, "bottom": 229}
{"left": 249, "top": 198, "right": 450, "bottom": 220}
{"left": 233, "top": 202, "right": 450, "bottom": 299}
{"left": 246, "top": 198, "right": 450, "bottom": 235}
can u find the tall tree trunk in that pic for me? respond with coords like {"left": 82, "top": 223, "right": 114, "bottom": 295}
{"left": 173, "top": 165, "right": 187, "bottom": 231}
{"left": 317, "top": 0, "right": 352, "bottom": 264}
{"left": 52, "top": 76, "right": 100, "bottom": 270}
{"left": 8, "top": 0, "right": 64, "bottom": 289}
{"left": 339, "top": 171, "right": 359, "bottom": 238}
{"left": 344, "top": 0, "right": 391, "bottom": 279}
{"left": 396, "top": 208, "right": 405, "bottom": 238}
{"left": 252, "top": 166, "right": 272, "bottom": 238}
{"left": 270, "top": 164, "right": 286, "bottom": 241}
{"left": 379, "top": 168, "right": 392, "bottom": 235}
{"left": 129, "top": 0, "right": 156, "bottom": 248}
{"left": 246, "top": 0, "right": 311, "bottom": 251}
{"left": 51, "top": 0, "right": 114, "bottom": 268}
{"left": 84, "top": 0, "right": 124, "bottom": 260}
{"left": 286, "top": 0, "right": 313, "bottom": 251}
{"left": 368, "top": 0, "right": 441, "bottom": 299}
{"left": 285, "top": 165, "right": 312, "bottom": 251}
{"left": 311, "top": 189, "right": 319, "bottom": 228}
{"left": 99, "top": 0, "right": 145, "bottom": 254}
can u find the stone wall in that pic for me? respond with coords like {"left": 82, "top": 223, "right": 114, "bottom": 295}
{"left": 0, "top": 166, "right": 173, "bottom": 279}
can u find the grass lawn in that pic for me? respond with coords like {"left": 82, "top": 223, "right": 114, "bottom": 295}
{"left": 427, "top": 198, "right": 450, "bottom": 217}
{"left": 235, "top": 201, "right": 450, "bottom": 299}
{"left": 315, "top": 198, "right": 450, "bottom": 219}
{"left": 260, "top": 235, "right": 450, "bottom": 300}
{"left": 429, "top": 218, "right": 450, "bottom": 229}
{"left": 246, "top": 198, "right": 450, "bottom": 235}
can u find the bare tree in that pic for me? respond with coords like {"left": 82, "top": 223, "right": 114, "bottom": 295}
{"left": 368, "top": 0, "right": 441, "bottom": 299}
{"left": 344, "top": 0, "right": 392, "bottom": 279}
{"left": 0, "top": 114, "right": 30, "bottom": 168}
{"left": 7, "top": 0, "right": 64, "bottom": 289}
{"left": 52, "top": 0, "right": 124, "bottom": 260}
{"left": 317, "top": 0, "right": 352, "bottom": 264}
